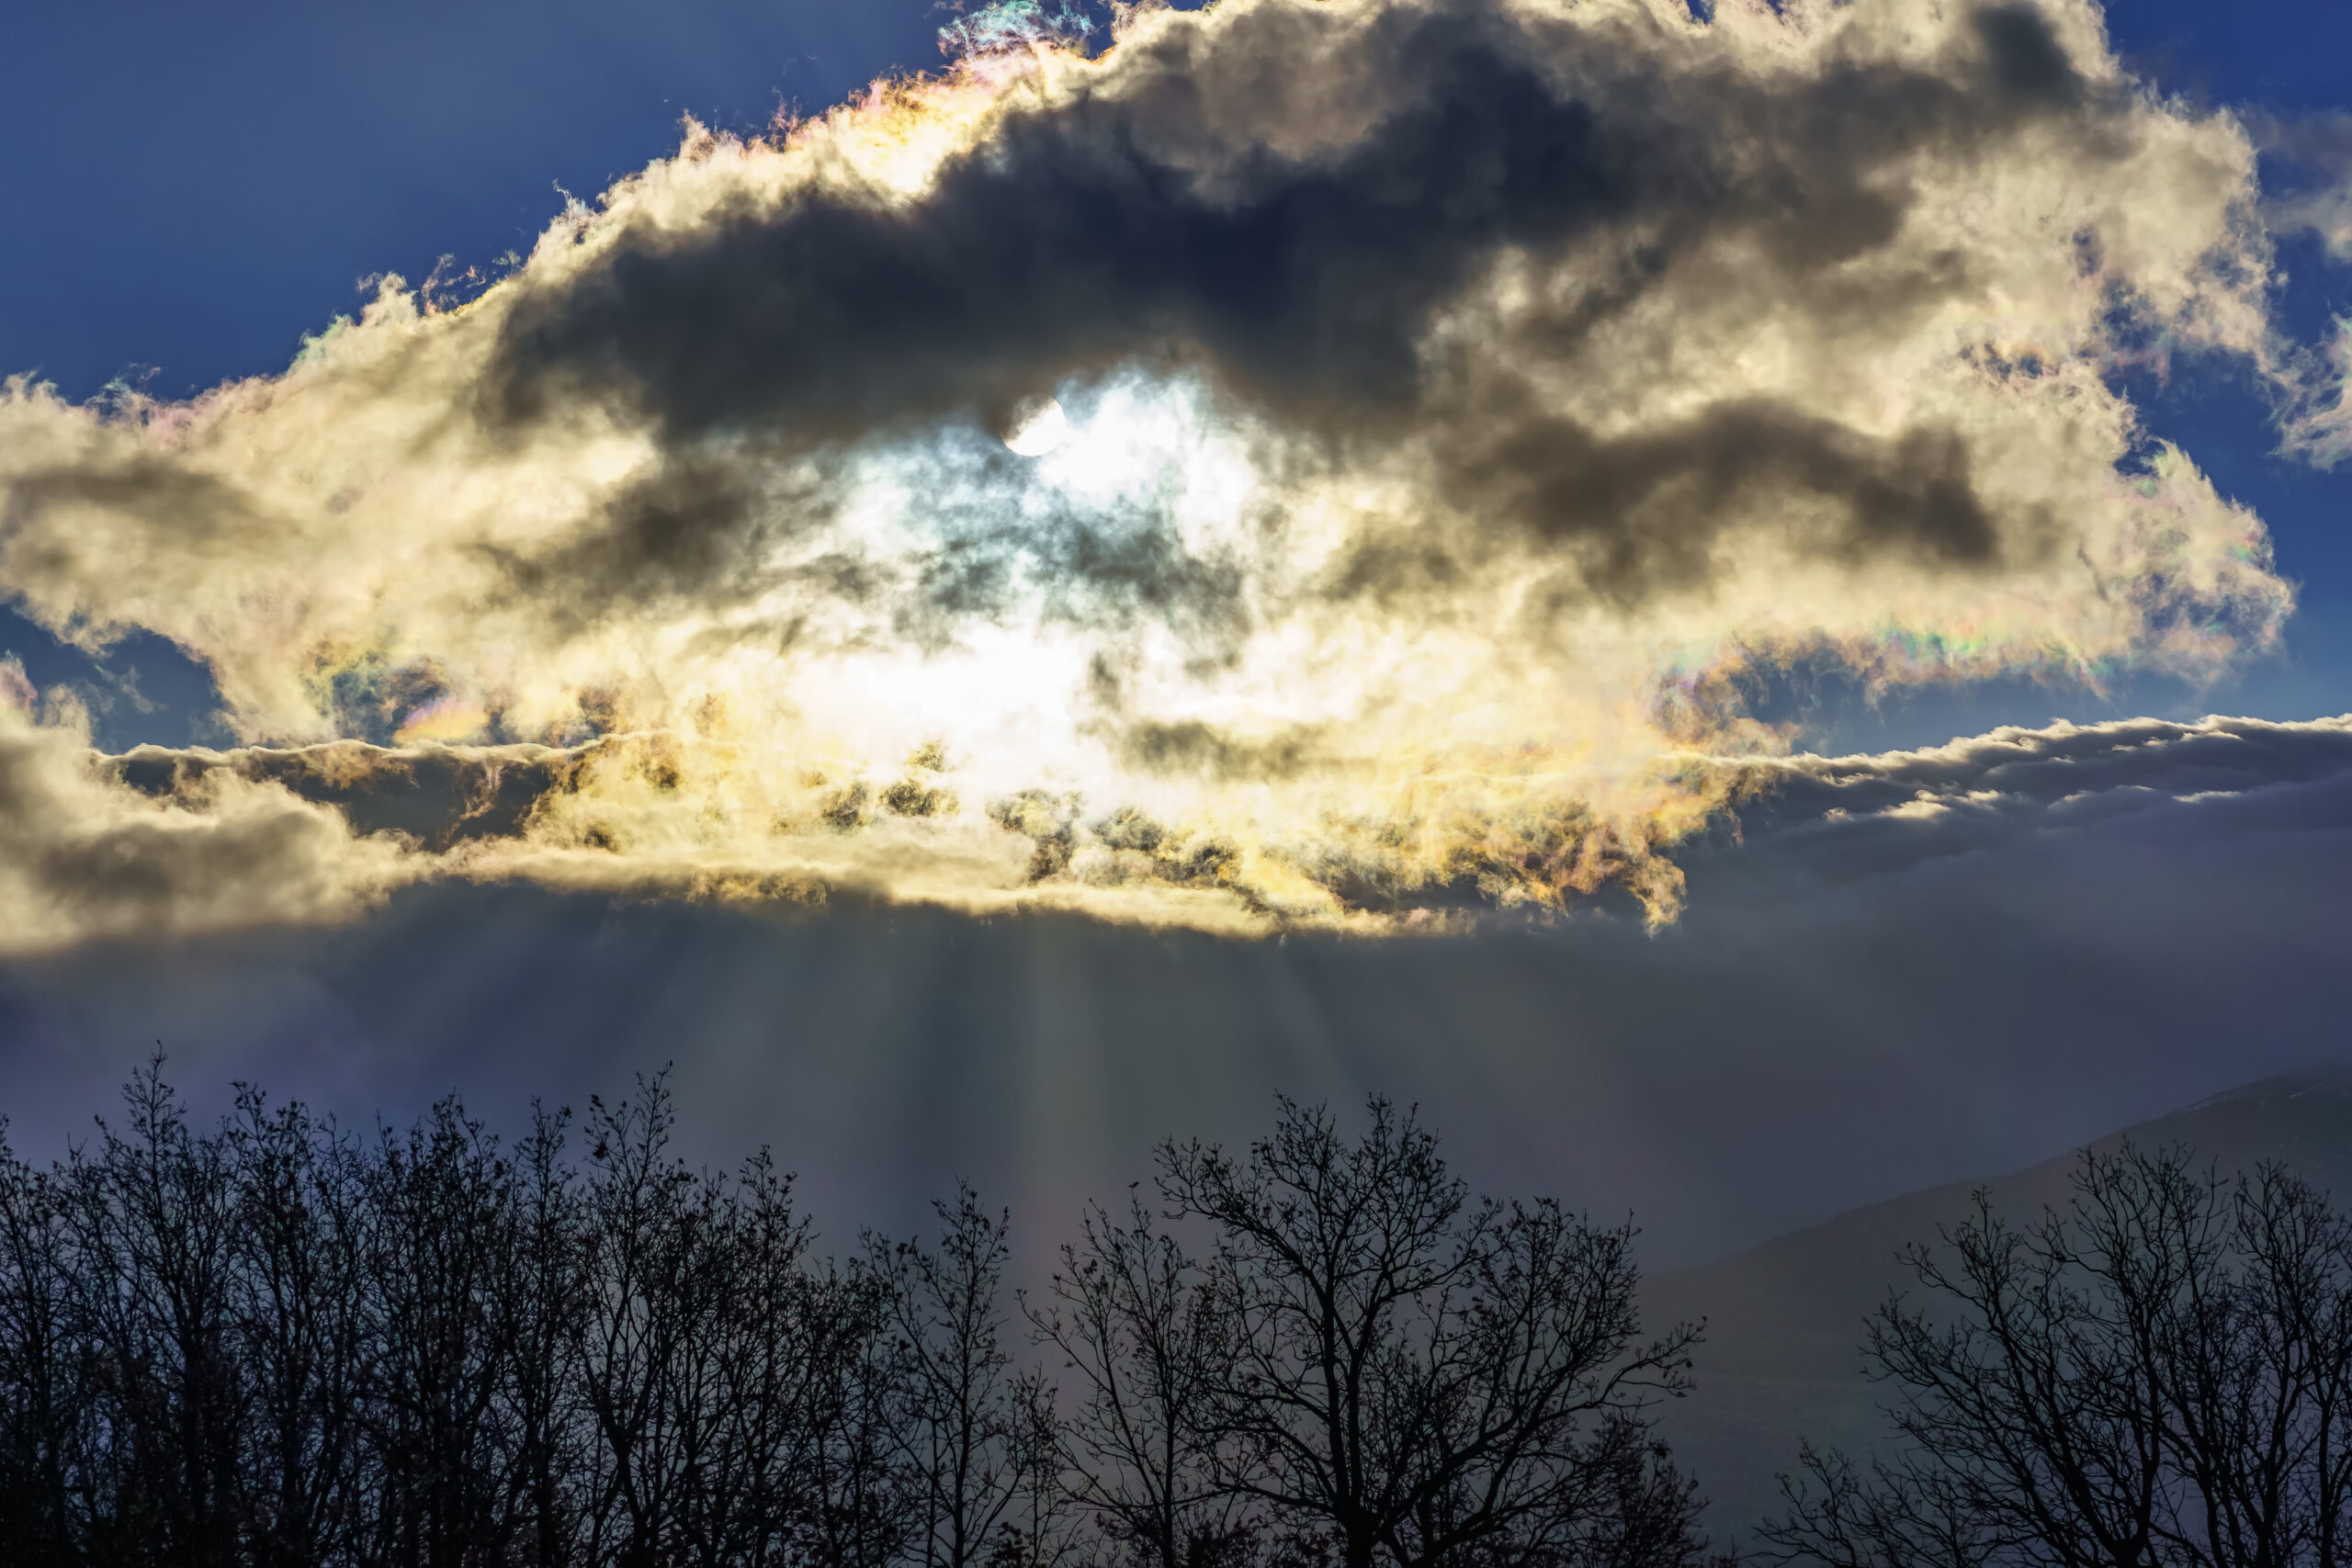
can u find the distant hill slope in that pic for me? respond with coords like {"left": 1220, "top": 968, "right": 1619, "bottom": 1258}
{"left": 1644, "top": 1068, "right": 2352, "bottom": 1548}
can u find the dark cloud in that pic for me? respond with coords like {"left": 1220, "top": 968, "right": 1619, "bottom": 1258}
{"left": 1437, "top": 400, "right": 2013, "bottom": 604}
{"left": 488, "top": 3, "right": 2091, "bottom": 440}
{"left": 0, "top": 716, "right": 411, "bottom": 953}
{"left": 467, "top": 451, "right": 847, "bottom": 637}
{"left": 76, "top": 715, "right": 2352, "bottom": 939}
{"left": 54, "top": 711, "right": 2344, "bottom": 958}
{"left": 112, "top": 740, "right": 569, "bottom": 850}
{"left": 478, "top": 0, "right": 2113, "bottom": 608}
{"left": 1102, "top": 716, "right": 1327, "bottom": 779}
{"left": 0, "top": 459, "right": 268, "bottom": 609}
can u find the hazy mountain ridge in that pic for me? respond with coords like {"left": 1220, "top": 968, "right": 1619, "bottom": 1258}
{"left": 1645, "top": 1067, "right": 2352, "bottom": 1545}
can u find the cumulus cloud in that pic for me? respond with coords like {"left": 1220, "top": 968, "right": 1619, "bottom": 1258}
{"left": 0, "top": 0, "right": 2312, "bottom": 938}
{"left": 0, "top": 676, "right": 414, "bottom": 956}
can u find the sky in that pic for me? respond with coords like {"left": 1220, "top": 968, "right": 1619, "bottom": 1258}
{"left": 3, "top": 0, "right": 2351, "bottom": 1270}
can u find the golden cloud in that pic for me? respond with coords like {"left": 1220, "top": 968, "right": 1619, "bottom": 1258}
{"left": 0, "top": 0, "right": 2305, "bottom": 944}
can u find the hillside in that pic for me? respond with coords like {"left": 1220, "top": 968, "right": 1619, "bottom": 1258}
{"left": 1645, "top": 1067, "right": 2352, "bottom": 1547}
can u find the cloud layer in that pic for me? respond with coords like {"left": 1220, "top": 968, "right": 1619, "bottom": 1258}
{"left": 0, "top": 0, "right": 2312, "bottom": 940}
{"left": 6, "top": 651, "right": 2345, "bottom": 958}
{"left": 0, "top": 689, "right": 413, "bottom": 956}
{"left": 1711, "top": 711, "right": 2352, "bottom": 890}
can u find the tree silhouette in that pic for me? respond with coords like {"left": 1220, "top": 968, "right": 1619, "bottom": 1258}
{"left": 1025, "top": 1190, "right": 1248, "bottom": 1568}
{"left": 0, "top": 1067, "right": 1713, "bottom": 1568}
{"left": 1765, "top": 1144, "right": 2352, "bottom": 1568}
{"left": 0, "top": 1115, "right": 83, "bottom": 1564}
{"left": 873, "top": 1183, "right": 1063, "bottom": 1568}
{"left": 1157, "top": 1097, "right": 1712, "bottom": 1568}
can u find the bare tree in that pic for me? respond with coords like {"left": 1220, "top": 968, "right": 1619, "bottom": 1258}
{"left": 0, "top": 1121, "right": 84, "bottom": 1565}
{"left": 2159, "top": 1163, "right": 2352, "bottom": 1568}
{"left": 1763, "top": 1144, "right": 2352, "bottom": 1568}
{"left": 356, "top": 1095, "right": 548, "bottom": 1566}
{"left": 689, "top": 1145, "right": 830, "bottom": 1566}
{"left": 1026, "top": 1190, "right": 1250, "bottom": 1568}
{"left": 223, "top": 1087, "right": 369, "bottom": 1568}
{"left": 66, "top": 1055, "right": 250, "bottom": 1567}
{"left": 568, "top": 1071, "right": 870, "bottom": 1567}
{"left": 1158, "top": 1097, "right": 1709, "bottom": 1568}
{"left": 571, "top": 1072, "right": 743, "bottom": 1565}
{"left": 805, "top": 1254, "right": 923, "bottom": 1568}
{"left": 876, "top": 1183, "right": 1060, "bottom": 1568}
{"left": 0, "top": 1070, "right": 1717, "bottom": 1568}
{"left": 498, "top": 1102, "right": 590, "bottom": 1567}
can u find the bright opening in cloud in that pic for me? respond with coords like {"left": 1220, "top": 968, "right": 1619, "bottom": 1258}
{"left": 0, "top": 0, "right": 2325, "bottom": 952}
{"left": 1001, "top": 395, "right": 1069, "bottom": 457}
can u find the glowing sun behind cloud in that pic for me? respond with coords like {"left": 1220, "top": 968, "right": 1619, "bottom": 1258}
{"left": 1001, "top": 396, "right": 1070, "bottom": 457}
{"left": 0, "top": 0, "right": 2305, "bottom": 952}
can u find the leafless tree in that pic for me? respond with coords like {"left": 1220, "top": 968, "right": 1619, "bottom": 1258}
{"left": 804, "top": 1254, "right": 922, "bottom": 1568}
{"left": 222, "top": 1087, "right": 369, "bottom": 1568}
{"left": 876, "top": 1184, "right": 1064, "bottom": 1568}
{"left": 568, "top": 1070, "right": 884, "bottom": 1567}
{"left": 356, "top": 1095, "right": 545, "bottom": 1565}
{"left": 65, "top": 1056, "right": 250, "bottom": 1566}
{"left": 499, "top": 1102, "right": 590, "bottom": 1566}
{"left": 1025, "top": 1190, "right": 1250, "bottom": 1568}
{"left": 0, "top": 1120, "right": 85, "bottom": 1564}
{"left": 689, "top": 1145, "right": 831, "bottom": 1566}
{"left": 1158, "top": 1097, "right": 1711, "bottom": 1568}
{"left": 572, "top": 1073, "right": 757, "bottom": 1563}
{"left": 0, "top": 1070, "right": 1714, "bottom": 1568}
{"left": 1763, "top": 1144, "right": 2352, "bottom": 1568}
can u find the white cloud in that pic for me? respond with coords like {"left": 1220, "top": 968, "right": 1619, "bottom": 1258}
{"left": 0, "top": 0, "right": 2312, "bottom": 941}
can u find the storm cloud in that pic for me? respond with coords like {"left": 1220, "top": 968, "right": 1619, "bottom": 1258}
{"left": 487, "top": 1, "right": 2090, "bottom": 442}
{"left": 472, "top": 0, "right": 2262, "bottom": 615}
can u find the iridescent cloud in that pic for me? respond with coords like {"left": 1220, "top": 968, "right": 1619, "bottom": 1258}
{"left": 0, "top": 0, "right": 2314, "bottom": 945}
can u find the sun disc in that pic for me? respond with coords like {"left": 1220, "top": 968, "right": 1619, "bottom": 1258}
{"left": 1001, "top": 396, "right": 1069, "bottom": 457}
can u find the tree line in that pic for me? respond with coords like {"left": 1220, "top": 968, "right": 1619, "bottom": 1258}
{"left": 12, "top": 1061, "right": 2352, "bottom": 1568}
{"left": 0, "top": 1062, "right": 1712, "bottom": 1568}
